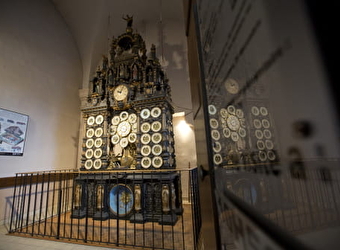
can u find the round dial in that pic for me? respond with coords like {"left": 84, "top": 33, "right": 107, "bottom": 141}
{"left": 152, "top": 145, "right": 162, "bottom": 156}
{"left": 87, "top": 116, "right": 95, "bottom": 126}
{"left": 152, "top": 156, "right": 163, "bottom": 168}
{"left": 227, "top": 115, "right": 240, "bottom": 131}
{"left": 117, "top": 121, "right": 131, "bottom": 137}
{"left": 85, "top": 160, "right": 93, "bottom": 170}
{"left": 113, "top": 84, "right": 129, "bottom": 101}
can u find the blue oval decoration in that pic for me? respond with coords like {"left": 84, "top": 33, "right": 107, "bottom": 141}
{"left": 109, "top": 184, "right": 134, "bottom": 216}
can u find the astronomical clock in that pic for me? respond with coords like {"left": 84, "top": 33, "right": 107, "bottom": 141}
{"left": 72, "top": 15, "right": 181, "bottom": 224}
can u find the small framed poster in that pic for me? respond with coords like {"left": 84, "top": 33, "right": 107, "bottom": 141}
{"left": 0, "top": 108, "right": 29, "bottom": 156}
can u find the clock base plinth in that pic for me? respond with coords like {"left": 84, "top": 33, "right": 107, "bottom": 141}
{"left": 71, "top": 209, "right": 86, "bottom": 219}
{"left": 129, "top": 213, "right": 145, "bottom": 224}
{"left": 93, "top": 211, "right": 109, "bottom": 221}
{"left": 158, "top": 212, "right": 178, "bottom": 225}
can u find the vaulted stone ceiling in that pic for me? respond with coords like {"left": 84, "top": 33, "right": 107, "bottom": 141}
{"left": 51, "top": 0, "right": 189, "bottom": 111}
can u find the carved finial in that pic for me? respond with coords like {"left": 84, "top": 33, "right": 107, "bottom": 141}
{"left": 122, "top": 15, "right": 133, "bottom": 32}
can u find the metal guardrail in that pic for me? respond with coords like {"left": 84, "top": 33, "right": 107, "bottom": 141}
{"left": 8, "top": 168, "right": 201, "bottom": 250}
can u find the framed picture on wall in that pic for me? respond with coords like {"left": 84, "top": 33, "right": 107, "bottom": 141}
{"left": 0, "top": 108, "right": 29, "bottom": 156}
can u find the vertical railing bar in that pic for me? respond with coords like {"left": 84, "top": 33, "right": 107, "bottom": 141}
{"left": 56, "top": 172, "right": 63, "bottom": 239}
{"left": 85, "top": 172, "right": 89, "bottom": 243}
{"left": 50, "top": 172, "right": 57, "bottom": 236}
{"left": 9, "top": 173, "right": 19, "bottom": 233}
{"left": 32, "top": 173, "right": 39, "bottom": 235}
{"left": 92, "top": 174, "right": 95, "bottom": 243}
{"left": 100, "top": 172, "right": 104, "bottom": 243}
{"left": 37, "top": 173, "right": 45, "bottom": 236}
{"left": 133, "top": 171, "right": 136, "bottom": 247}
{"left": 76, "top": 179, "right": 81, "bottom": 241}
{"left": 108, "top": 172, "right": 111, "bottom": 244}
{"left": 151, "top": 171, "right": 155, "bottom": 249}
{"left": 116, "top": 173, "right": 120, "bottom": 246}
{"left": 180, "top": 170, "right": 186, "bottom": 250}
{"left": 190, "top": 169, "right": 197, "bottom": 250}
{"left": 160, "top": 172, "right": 164, "bottom": 249}
{"left": 44, "top": 173, "right": 51, "bottom": 236}
{"left": 63, "top": 172, "right": 70, "bottom": 239}
{"left": 17, "top": 173, "right": 23, "bottom": 232}
{"left": 328, "top": 170, "right": 340, "bottom": 222}
{"left": 25, "top": 173, "right": 34, "bottom": 234}
{"left": 14, "top": 173, "right": 23, "bottom": 231}
{"left": 170, "top": 174, "right": 175, "bottom": 250}
{"left": 142, "top": 171, "right": 145, "bottom": 248}
{"left": 19, "top": 174, "right": 28, "bottom": 232}
{"left": 314, "top": 167, "right": 327, "bottom": 226}
{"left": 124, "top": 171, "right": 127, "bottom": 245}
{"left": 70, "top": 172, "right": 76, "bottom": 240}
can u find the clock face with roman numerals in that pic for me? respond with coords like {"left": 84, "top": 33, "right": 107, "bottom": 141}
{"left": 113, "top": 84, "right": 129, "bottom": 101}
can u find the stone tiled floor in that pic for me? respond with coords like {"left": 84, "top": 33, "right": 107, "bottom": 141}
{"left": 0, "top": 224, "right": 119, "bottom": 250}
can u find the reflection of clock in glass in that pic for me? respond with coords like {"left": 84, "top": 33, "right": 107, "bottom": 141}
{"left": 257, "top": 140, "right": 265, "bottom": 150}
{"left": 113, "top": 84, "right": 129, "bottom": 101}
{"left": 223, "top": 128, "right": 231, "bottom": 138}
{"left": 239, "top": 127, "right": 246, "bottom": 138}
{"left": 86, "top": 139, "right": 94, "bottom": 148}
{"left": 255, "top": 130, "right": 263, "bottom": 139}
{"left": 259, "top": 151, "right": 267, "bottom": 161}
{"left": 95, "top": 127, "right": 103, "bottom": 137}
{"left": 220, "top": 108, "right": 228, "bottom": 118}
{"left": 94, "top": 148, "right": 102, "bottom": 158}
{"left": 260, "top": 107, "right": 268, "bottom": 116}
{"left": 95, "top": 115, "right": 104, "bottom": 125}
{"left": 267, "top": 150, "right": 276, "bottom": 161}
{"left": 262, "top": 119, "right": 270, "bottom": 128}
{"left": 94, "top": 138, "right": 103, "bottom": 148}
{"left": 152, "top": 156, "right": 163, "bottom": 168}
{"left": 119, "top": 111, "right": 129, "bottom": 121}
{"left": 213, "top": 141, "right": 222, "bottom": 153}
{"left": 128, "top": 113, "right": 137, "bottom": 124}
{"left": 209, "top": 118, "right": 219, "bottom": 129}
{"left": 140, "top": 109, "right": 150, "bottom": 119}
{"left": 251, "top": 106, "right": 260, "bottom": 116}
{"left": 213, "top": 154, "right": 223, "bottom": 165}
{"left": 152, "top": 144, "right": 162, "bottom": 156}
{"left": 87, "top": 116, "right": 95, "bottom": 126}
{"left": 85, "top": 149, "right": 93, "bottom": 159}
{"left": 141, "top": 157, "right": 152, "bottom": 168}
{"left": 265, "top": 140, "right": 274, "bottom": 150}
{"left": 231, "top": 132, "right": 239, "bottom": 142}
{"left": 253, "top": 119, "right": 262, "bottom": 129}
{"left": 84, "top": 160, "right": 93, "bottom": 170}
{"left": 236, "top": 109, "right": 244, "bottom": 118}
{"left": 117, "top": 121, "right": 131, "bottom": 137}
{"left": 225, "top": 78, "right": 239, "bottom": 94}
{"left": 141, "top": 122, "right": 151, "bottom": 133}
{"left": 208, "top": 105, "right": 217, "bottom": 115}
{"left": 86, "top": 128, "right": 95, "bottom": 138}
{"left": 93, "top": 159, "right": 102, "bottom": 169}
{"left": 227, "top": 105, "right": 236, "bottom": 115}
{"left": 211, "top": 130, "right": 220, "bottom": 140}
{"left": 227, "top": 115, "right": 240, "bottom": 131}
{"left": 111, "top": 116, "right": 120, "bottom": 125}
{"left": 141, "top": 134, "right": 151, "bottom": 144}
{"left": 263, "top": 129, "right": 272, "bottom": 139}
{"left": 141, "top": 145, "right": 151, "bottom": 156}
{"left": 151, "top": 133, "right": 162, "bottom": 144}
{"left": 151, "top": 121, "right": 162, "bottom": 132}
{"left": 151, "top": 107, "right": 162, "bottom": 118}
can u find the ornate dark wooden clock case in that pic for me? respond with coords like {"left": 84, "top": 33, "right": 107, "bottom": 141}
{"left": 72, "top": 16, "right": 182, "bottom": 225}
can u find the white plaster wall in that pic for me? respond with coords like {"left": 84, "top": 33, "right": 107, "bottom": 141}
{"left": 0, "top": 0, "right": 82, "bottom": 177}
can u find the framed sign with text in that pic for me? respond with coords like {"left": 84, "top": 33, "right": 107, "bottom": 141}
{"left": 0, "top": 108, "right": 29, "bottom": 156}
